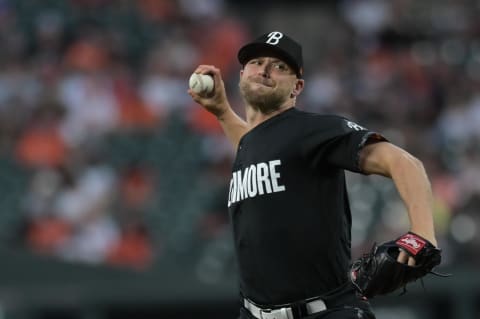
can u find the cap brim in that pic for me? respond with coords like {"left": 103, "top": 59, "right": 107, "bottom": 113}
{"left": 238, "top": 43, "right": 302, "bottom": 77}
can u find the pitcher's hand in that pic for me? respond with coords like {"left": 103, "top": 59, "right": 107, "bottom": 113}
{"left": 188, "top": 65, "right": 230, "bottom": 118}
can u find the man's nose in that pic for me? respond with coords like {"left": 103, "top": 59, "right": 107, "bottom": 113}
{"left": 257, "top": 63, "right": 271, "bottom": 77}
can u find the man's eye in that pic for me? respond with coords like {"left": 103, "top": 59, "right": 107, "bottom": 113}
{"left": 250, "top": 60, "right": 261, "bottom": 65}
{"left": 274, "top": 63, "right": 288, "bottom": 71}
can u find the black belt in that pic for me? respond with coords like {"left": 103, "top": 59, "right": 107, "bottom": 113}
{"left": 241, "top": 282, "right": 365, "bottom": 319}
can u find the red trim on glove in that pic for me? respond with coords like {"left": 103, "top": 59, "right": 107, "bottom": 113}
{"left": 395, "top": 233, "right": 427, "bottom": 256}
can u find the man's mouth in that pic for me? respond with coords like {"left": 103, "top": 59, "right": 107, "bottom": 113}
{"left": 251, "top": 78, "right": 274, "bottom": 88}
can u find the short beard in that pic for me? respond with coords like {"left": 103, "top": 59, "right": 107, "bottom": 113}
{"left": 239, "top": 80, "right": 289, "bottom": 114}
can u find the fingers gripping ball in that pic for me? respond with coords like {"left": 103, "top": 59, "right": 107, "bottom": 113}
{"left": 189, "top": 73, "right": 214, "bottom": 95}
{"left": 350, "top": 232, "right": 445, "bottom": 298}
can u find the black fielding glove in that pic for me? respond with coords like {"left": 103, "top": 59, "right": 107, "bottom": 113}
{"left": 350, "top": 232, "right": 447, "bottom": 298}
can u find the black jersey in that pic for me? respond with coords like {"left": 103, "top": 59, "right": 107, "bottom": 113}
{"left": 227, "top": 107, "right": 386, "bottom": 306}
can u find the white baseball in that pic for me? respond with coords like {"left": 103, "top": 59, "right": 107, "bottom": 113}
{"left": 189, "top": 73, "right": 214, "bottom": 94}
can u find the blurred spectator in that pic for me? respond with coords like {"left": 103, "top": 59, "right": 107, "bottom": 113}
{"left": 15, "top": 99, "right": 68, "bottom": 168}
{"left": 139, "top": 27, "right": 198, "bottom": 120}
{"left": 23, "top": 168, "right": 71, "bottom": 254}
{"left": 106, "top": 222, "right": 153, "bottom": 270}
{"left": 114, "top": 66, "right": 159, "bottom": 130}
{"left": 57, "top": 71, "right": 119, "bottom": 147}
{"left": 52, "top": 161, "right": 119, "bottom": 264}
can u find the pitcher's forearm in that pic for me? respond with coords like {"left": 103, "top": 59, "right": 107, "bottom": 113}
{"left": 388, "top": 153, "right": 436, "bottom": 245}
{"left": 217, "top": 106, "right": 249, "bottom": 149}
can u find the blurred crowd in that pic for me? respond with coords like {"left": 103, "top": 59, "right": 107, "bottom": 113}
{"left": 0, "top": 0, "right": 478, "bottom": 277}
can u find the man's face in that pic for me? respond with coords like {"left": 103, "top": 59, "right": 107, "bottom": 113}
{"left": 239, "top": 56, "right": 302, "bottom": 114}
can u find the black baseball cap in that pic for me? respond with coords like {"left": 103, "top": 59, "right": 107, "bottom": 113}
{"left": 238, "top": 31, "right": 303, "bottom": 78}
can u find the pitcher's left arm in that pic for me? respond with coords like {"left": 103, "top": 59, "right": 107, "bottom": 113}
{"left": 358, "top": 141, "right": 437, "bottom": 264}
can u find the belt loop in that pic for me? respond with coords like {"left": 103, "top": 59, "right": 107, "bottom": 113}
{"left": 291, "top": 301, "right": 308, "bottom": 319}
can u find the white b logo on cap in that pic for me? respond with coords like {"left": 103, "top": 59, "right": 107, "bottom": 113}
{"left": 266, "top": 31, "right": 283, "bottom": 45}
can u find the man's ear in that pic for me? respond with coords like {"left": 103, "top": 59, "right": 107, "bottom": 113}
{"left": 291, "top": 79, "right": 305, "bottom": 97}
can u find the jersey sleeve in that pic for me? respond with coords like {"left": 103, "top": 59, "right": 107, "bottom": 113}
{"left": 301, "top": 116, "right": 387, "bottom": 173}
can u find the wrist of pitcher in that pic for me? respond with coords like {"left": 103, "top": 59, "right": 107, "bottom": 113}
{"left": 215, "top": 103, "right": 233, "bottom": 120}
{"left": 409, "top": 227, "right": 438, "bottom": 247}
